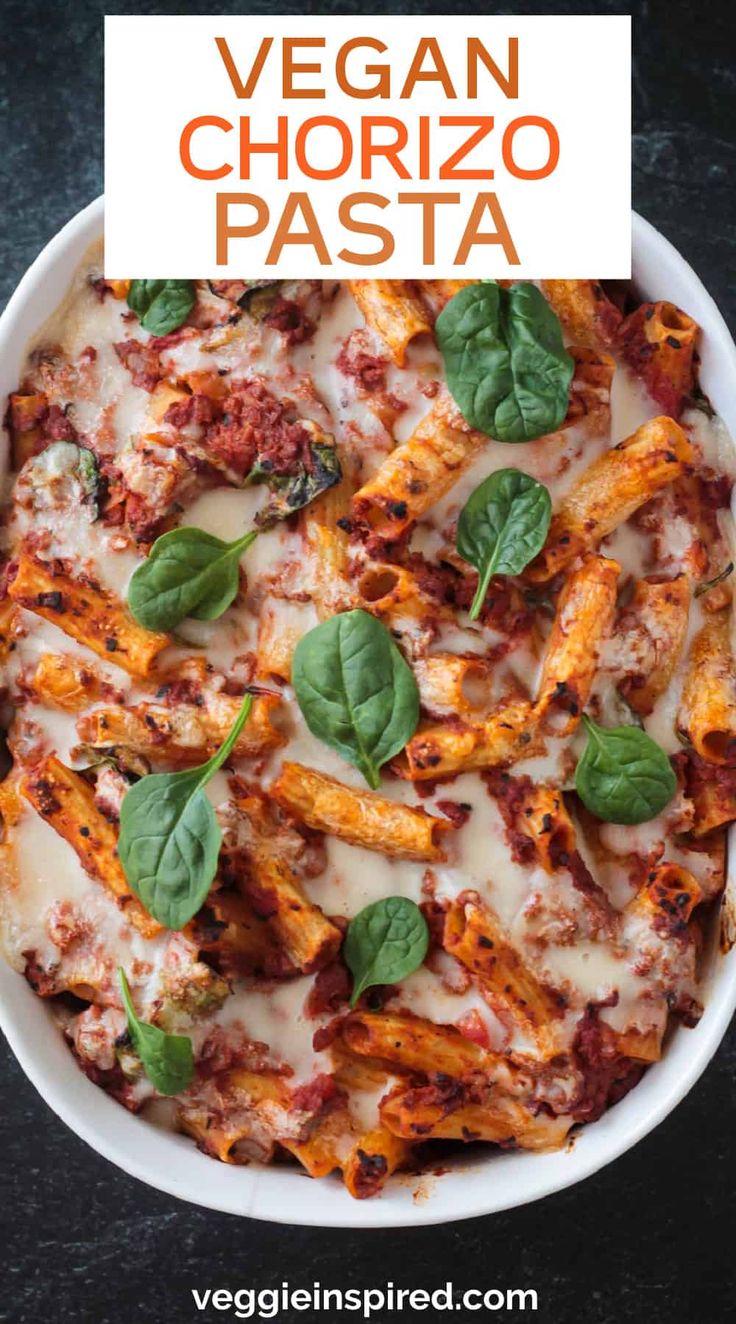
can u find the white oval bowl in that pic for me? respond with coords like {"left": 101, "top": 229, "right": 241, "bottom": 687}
{"left": 0, "top": 196, "right": 734, "bottom": 1227}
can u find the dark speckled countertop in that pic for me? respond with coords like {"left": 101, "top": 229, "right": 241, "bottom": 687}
{"left": 0, "top": 3, "right": 734, "bottom": 1321}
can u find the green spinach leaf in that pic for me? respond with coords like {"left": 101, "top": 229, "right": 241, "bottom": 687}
{"left": 435, "top": 281, "right": 574, "bottom": 442}
{"left": 118, "top": 967, "right": 194, "bottom": 1095}
{"left": 128, "top": 527, "right": 258, "bottom": 633}
{"left": 255, "top": 440, "right": 342, "bottom": 529}
{"left": 344, "top": 896, "right": 429, "bottom": 1006}
{"left": 127, "top": 280, "right": 196, "bottom": 337}
{"left": 575, "top": 714, "right": 677, "bottom": 824}
{"left": 118, "top": 694, "right": 252, "bottom": 928}
{"left": 456, "top": 468, "right": 551, "bottom": 618}
{"left": 292, "top": 609, "right": 419, "bottom": 789}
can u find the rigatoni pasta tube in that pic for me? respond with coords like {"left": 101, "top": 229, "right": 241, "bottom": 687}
{"left": 77, "top": 692, "right": 283, "bottom": 764}
{"left": 0, "top": 600, "right": 16, "bottom": 667}
{"left": 343, "top": 1011, "right": 495, "bottom": 1078}
{"left": 20, "top": 756, "right": 161, "bottom": 938}
{"left": 351, "top": 391, "right": 487, "bottom": 543}
{"left": 443, "top": 893, "right": 565, "bottom": 1050}
{"left": 271, "top": 762, "right": 453, "bottom": 861}
{"left": 233, "top": 792, "right": 342, "bottom": 974}
{"left": 342, "top": 1128, "right": 412, "bottom": 1199}
{"left": 412, "top": 654, "right": 494, "bottom": 720}
{"left": 27, "top": 652, "right": 120, "bottom": 713}
{"left": 613, "top": 574, "right": 691, "bottom": 717}
{"left": 526, "top": 417, "right": 694, "bottom": 583}
{"left": 285, "top": 1106, "right": 355, "bottom": 1180}
{"left": 380, "top": 1083, "right": 571, "bottom": 1151}
{"left": 685, "top": 756, "right": 736, "bottom": 837}
{"left": 355, "top": 563, "right": 455, "bottom": 627}
{"left": 177, "top": 1069, "right": 293, "bottom": 1163}
{"left": 540, "top": 280, "right": 622, "bottom": 350}
{"left": 301, "top": 464, "right": 354, "bottom": 620}
{"left": 7, "top": 392, "right": 47, "bottom": 468}
{"left": 399, "top": 699, "right": 542, "bottom": 781}
{"left": 9, "top": 551, "right": 169, "bottom": 678}
{"left": 348, "top": 280, "right": 431, "bottom": 365}
{"left": 256, "top": 599, "right": 314, "bottom": 683}
{"left": 565, "top": 346, "right": 615, "bottom": 434}
{"left": 619, "top": 301, "right": 698, "bottom": 418}
{"left": 626, "top": 862, "right": 702, "bottom": 933}
{"left": 677, "top": 611, "right": 736, "bottom": 764}
{"left": 534, "top": 555, "right": 620, "bottom": 735}
{"left": 498, "top": 782, "right": 577, "bottom": 874}
{"left": 191, "top": 891, "right": 296, "bottom": 980}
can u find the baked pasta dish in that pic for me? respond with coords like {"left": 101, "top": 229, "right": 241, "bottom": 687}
{"left": 1, "top": 265, "right": 734, "bottom": 1199}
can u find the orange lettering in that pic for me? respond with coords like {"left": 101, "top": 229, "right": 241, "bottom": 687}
{"left": 360, "top": 119, "right": 410, "bottom": 180}
{"left": 454, "top": 193, "right": 519, "bottom": 265}
{"left": 336, "top": 38, "right": 390, "bottom": 98}
{"left": 266, "top": 194, "right": 330, "bottom": 265}
{"left": 502, "top": 117, "right": 560, "bottom": 180}
{"left": 283, "top": 38, "right": 326, "bottom": 98}
{"left": 467, "top": 37, "right": 518, "bottom": 98}
{"left": 338, "top": 193, "right": 394, "bottom": 264}
{"left": 214, "top": 36, "right": 272, "bottom": 99}
{"left": 216, "top": 193, "right": 269, "bottom": 265}
{"left": 401, "top": 38, "right": 455, "bottom": 99}
{"left": 180, "top": 116, "right": 233, "bottom": 181}
{"left": 295, "top": 117, "right": 353, "bottom": 180}
{"left": 439, "top": 117, "right": 494, "bottom": 181}
{"left": 397, "top": 193, "right": 460, "bottom": 264}
{"left": 239, "top": 116, "right": 289, "bottom": 180}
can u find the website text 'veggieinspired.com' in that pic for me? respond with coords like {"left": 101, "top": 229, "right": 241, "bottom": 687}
{"left": 191, "top": 1282, "right": 539, "bottom": 1319}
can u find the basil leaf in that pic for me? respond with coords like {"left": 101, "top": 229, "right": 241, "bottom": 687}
{"left": 127, "top": 279, "right": 196, "bottom": 337}
{"left": 118, "top": 694, "right": 252, "bottom": 928}
{"left": 436, "top": 281, "right": 574, "bottom": 442}
{"left": 575, "top": 714, "right": 677, "bottom": 825}
{"left": 128, "top": 527, "right": 258, "bottom": 633}
{"left": 292, "top": 609, "right": 419, "bottom": 790}
{"left": 457, "top": 468, "right": 551, "bottom": 619}
{"left": 345, "top": 897, "right": 429, "bottom": 1006}
{"left": 118, "top": 968, "right": 193, "bottom": 1095}
{"left": 255, "top": 440, "right": 342, "bottom": 529}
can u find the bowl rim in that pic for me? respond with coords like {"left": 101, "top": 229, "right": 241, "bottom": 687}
{"left": 0, "top": 195, "right": 734, "bottom": 1227}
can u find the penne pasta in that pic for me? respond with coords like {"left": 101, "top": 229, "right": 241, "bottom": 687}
{"left": 677, "top": 611, "right": 736, "bottom": 764}
{"left": 611, "top": 574, "right": 691, "bottom": 717}
{"left": 348, "top": 280, "right": 431, "bottom": 365}
{"left": 540, "top": 280, "right": 622, "bottom": 350}
{"left": 399, "top": 699, "right": 542, "bottom": 781}
{"left": 443, "top": 893, "right": 565, "bottom": 1051}
{"left": 341, "top": 1127, "right": 412, "bottom": 1199}
{"left": 271, "top": 761, "right": 454, "bottom": 860}
{"left": 76, "top": 691, "right": 283, "bottom": 764}
{"left": 342, "top": 1010, "right": 494, "bottom": 1078}
{"left": 26, "top": 652, "right": 121, "bottom": 712}
{"left": 534, "top": 555, "right": 620, "bottom": 735}
{"left": 20, "top": 756, "right": 160, "bottom": 937}
{"left": 231, "top": 791, "right": 342, "bottom": 974}
{"left": 526, "top": 417, "right": 694, "bottom": 583}
{"left": 9, "top": 551, "right": 169, "bottom": 678}
{"left": 271, "top": 762, "right": 450, "bottom": 863}
{"left": 351, "top": 390, "right": 487, "bottom": 545}
{"left": 619, "top": 301, "right": 698, "bottom": 418}
{"left": 380, "top": 1081, "right": 571, "bottom": 1151}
